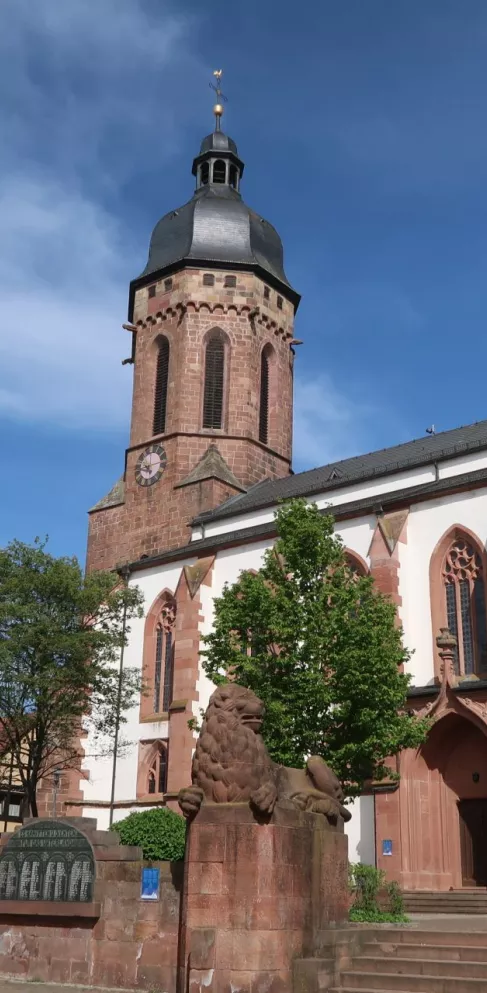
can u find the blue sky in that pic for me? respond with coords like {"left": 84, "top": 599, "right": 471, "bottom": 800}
{"left": 2, "top": 0, "right": 487, "bottom": 563}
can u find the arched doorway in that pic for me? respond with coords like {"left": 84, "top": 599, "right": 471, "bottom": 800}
{"left": 397, "top": 713, "right": 487, "bottom": 890}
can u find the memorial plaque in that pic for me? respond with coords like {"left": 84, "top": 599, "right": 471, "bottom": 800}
{"left": 0, "top": 820, "right": 95, "bottom": 902}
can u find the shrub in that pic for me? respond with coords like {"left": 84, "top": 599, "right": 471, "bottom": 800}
{"left": 349, "top": 862, "right": 408, "bottom": 923}
{"left": 349, "top": 863, "right": 385, "bottom": 914}
{"left": 349, "top": 908, "right": 408, "bottom": 924}
{"left": 386, "top": 879, "right": 405, "bottom": 917}
{"left": 113, "top": 807, "right": 186, "bottom": 861}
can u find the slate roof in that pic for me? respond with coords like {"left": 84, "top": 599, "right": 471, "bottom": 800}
{"left": 89, "top": 476, "right": 125, "bottom": 513}
{"left": 193, "top": 419, "right": 487, "bottom": 526}
{"left": 176, "top": 444, "right": 246, "bottom": 492}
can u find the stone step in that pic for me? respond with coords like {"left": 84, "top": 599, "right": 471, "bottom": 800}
{"left": 403, "top": 892, "right": 487, "bottom": 915}
{"left": 362, "top": 942, "right": 487, "bottom": 961}
{"left": 354, "top": 956, "right": 487, "bottom": 979}
{"left": 338, "top": 972, "right": 487, "bottom": 991}
{"left": 360, "top": 929, "right": 487, "bottom": 945}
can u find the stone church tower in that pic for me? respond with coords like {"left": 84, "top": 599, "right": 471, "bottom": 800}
{"left": 87, "top": 108, "right": 300, "bottom": 572}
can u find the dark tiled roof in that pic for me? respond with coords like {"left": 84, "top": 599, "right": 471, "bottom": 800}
{"left": 90, "top": 476, "right": 125, "bottom": 512}
{"left": 176, "top": 444, "right": 246, "bottom": 492}
{"left": 128, "top": 463, "right": 487, "bottom": 574}
{"left": 193, "top": 419, "right": 487, "bottom": 525}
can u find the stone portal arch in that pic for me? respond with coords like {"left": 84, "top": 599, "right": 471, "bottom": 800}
{"left": 396, "top": 712, "right": 487, "bottom": 890}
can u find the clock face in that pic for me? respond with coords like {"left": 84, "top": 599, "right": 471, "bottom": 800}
{"left": 135, "top": 444, "right": 167, "bottom": 487}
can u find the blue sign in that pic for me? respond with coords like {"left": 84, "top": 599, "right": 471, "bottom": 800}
{"left": 382, "top": 839, "right": 393, "bottom": 856}
{"left": 141, "top": 867, "right": 160, "bottom": 900}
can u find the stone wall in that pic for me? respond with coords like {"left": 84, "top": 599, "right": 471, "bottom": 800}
{"left": 0, "top": 819, "right": 183, "bottom": 990}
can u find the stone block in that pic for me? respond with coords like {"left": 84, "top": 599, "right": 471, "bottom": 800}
{"left": 187, "top": 824, "right": 226, "bottom": 862}
{"left": 189, "top": 967, "right": 221, "bottom": 993}
{"left": 189, "top": 927, "right": 216, "bottom": 969}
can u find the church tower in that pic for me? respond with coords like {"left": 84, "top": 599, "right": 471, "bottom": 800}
{"left": 87, "top": 85, "right": 300, "bottom": 572}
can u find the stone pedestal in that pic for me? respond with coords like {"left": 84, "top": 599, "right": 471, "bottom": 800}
{"left": 180, "top": 803, "right": 348, "bottom": 993}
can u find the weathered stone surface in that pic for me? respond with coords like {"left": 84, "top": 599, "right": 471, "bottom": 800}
{"left": 181, "top": 803, "right": 348, "bottom": 993}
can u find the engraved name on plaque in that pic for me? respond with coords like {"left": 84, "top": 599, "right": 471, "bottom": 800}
{"left": 0, "top": 821, "right": 95, "bottom": 902}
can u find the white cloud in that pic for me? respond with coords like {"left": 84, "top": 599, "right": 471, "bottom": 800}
{"left": 293, "top": 373, "right": 376, "bottom": 470}
{"left": 0, "top": 0, "right": 204, "bottom": 431}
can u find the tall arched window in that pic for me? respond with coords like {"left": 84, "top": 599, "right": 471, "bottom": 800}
{"left": 153, "top": 600, "right": 176, "bottom": 713}
{"left": 441, "top": 536, "right": 487, "bottom": 676}
{"left": 346, "top": 552, "right": 368, "bottom": 579}
{"left": 259, "top": 349, "right": 270, "bottom": 444}
{"left": 203, "top": 331, "right": 226, "bottom": 429}
{"left": 147, "top": 742, "right": 168, "bottom": 795}
{"left": 153, "top": 336, "right": 170, "bottom": 435}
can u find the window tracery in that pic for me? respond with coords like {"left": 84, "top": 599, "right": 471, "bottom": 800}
{"left": 442, "top": 538, "right": 487, "bottom": 676}
{"left": 153, "top": 600, "right": 176, "bottom": 714}
{"left": 147, "top": 741, "right": 168, "bottom": 796}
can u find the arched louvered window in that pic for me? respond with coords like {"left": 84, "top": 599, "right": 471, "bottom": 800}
{"left": 153, "top": 336, "right": 170, "bottom": 435}
{"left": 213, "top": 159, "right": 226, "bottom": 184}
{"left": 442, "top": 537, "right": 487, "bottom": 677}
{"left": 203, "top": 333, "right": 226, "bottom": 429}
{"left": 259, "top": 349, "right": 270, "bottom": 444}
{"left": 153, "top": 600, "right": 176, "bottom": 713}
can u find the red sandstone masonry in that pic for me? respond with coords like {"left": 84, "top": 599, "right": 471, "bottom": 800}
{"left": 87, "top": 268, "right": 296, "bottom": 572}
{"left": 180, "top": 804, "right": 348, "bottom": 993}
{"left": 0, "top": 818, "right": 183, "bottom": 990}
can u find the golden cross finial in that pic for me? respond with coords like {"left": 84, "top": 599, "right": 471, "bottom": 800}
{"left": 209, "top": 69, "right": 227, "bottom": 131}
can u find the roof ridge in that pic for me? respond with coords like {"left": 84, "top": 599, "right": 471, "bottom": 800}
{"left": 301, "top": 417, "right": 487, "bottom": 477}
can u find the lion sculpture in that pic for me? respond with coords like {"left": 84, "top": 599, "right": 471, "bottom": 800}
{"left": 178, "top": 683, "right": 351, "bottom": 825}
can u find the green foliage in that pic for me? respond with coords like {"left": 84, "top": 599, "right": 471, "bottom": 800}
{"left": 0, "top": 538, "right": 144, "bottom": 815}
{"left": 349, "top": 863, "right": 385, "bottom": 914}
{"left": 202, "top": 499, "right": 428, "bottom": 798}
{"left": 113, "top": 807, "right": 186, "bottom": 861}
{"left": 349, "top": 862, "right": 408, "bottom": 922}
{"left": 386, "top": 879, "right": 406, "bottom": 917}
{"left": 349, "top": 908, "right": 408, "bottom": 923}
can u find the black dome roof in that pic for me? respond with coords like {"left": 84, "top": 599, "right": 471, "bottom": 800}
{"left": 129, "top": 129, "right": 299, "bottom": 316}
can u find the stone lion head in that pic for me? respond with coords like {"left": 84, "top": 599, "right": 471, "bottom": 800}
{"left": 191, "top": 682, "right": 275, "bottom": 804}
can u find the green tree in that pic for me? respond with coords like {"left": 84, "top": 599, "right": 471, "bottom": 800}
{"left": 0, "top": 539, "right": 144, "bottom": 816}
{"left": 202, "top": 499, "right": 428, "bottom": 798}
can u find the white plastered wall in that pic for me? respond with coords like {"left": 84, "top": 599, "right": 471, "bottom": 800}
{"left": 398, "top": 484, "right": 487, "bottom": 687}
{"left": 81, "top": 560, "right": 193, "bottom": 828}
{"left": 345, "top": 795, "right": 376, "bottom": 865}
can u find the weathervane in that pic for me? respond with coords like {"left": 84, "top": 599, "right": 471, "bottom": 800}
{"left": 210, "top": 69, "right": 227, "bottom": 131}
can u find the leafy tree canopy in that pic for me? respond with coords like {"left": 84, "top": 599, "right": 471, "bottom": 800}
{"left": 202, "top": 499, "right": 428, "bottom": 798}
{"left": 0, "top": 538, "right": 144, "bottom": 815}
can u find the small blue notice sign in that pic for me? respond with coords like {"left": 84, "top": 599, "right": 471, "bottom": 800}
{"left": 141, "top": 867, "right": 160, "bottom": 900}
{"left": 382, "top": 839, "right": 393, "bottom": 856}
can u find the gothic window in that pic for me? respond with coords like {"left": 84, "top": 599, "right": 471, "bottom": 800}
{"left": 442, "top": 538, "right": 487, "bottom": 676}
{"left": 153, "top": 336, "right": 170, "bottom": 435}
{"left": 203, "top": 331, "right": 226, "bottom": 429}
{"left": 213, "top": 159, "right": 226, "bottom": 184}
{"left": 153, "top": 600, "right": 176, "bottom": 713}
{"left": 147, "top": 742, "right": 168, "bottom": 795}
{"left": 259, "top": 348, "right": 270, "bottom": 445}
{"left": 346, "top": 553, "right": 368, "bottom": 579}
